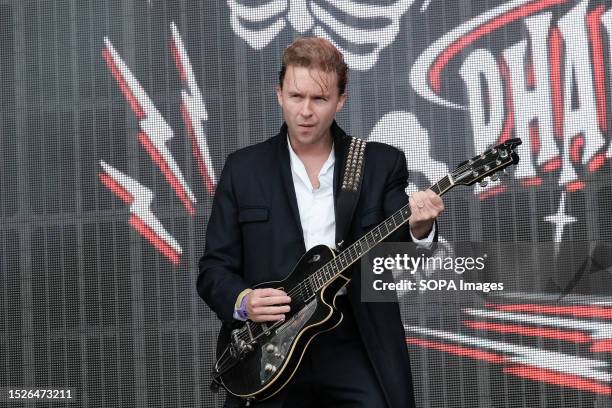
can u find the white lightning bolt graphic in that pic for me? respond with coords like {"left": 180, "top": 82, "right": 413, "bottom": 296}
{"left": 103, "top": 37, "right": 197, "bottom": 214}
{"left": 170, "top": 22, "right": 216, "bottom": 194}
{"left": 99, "top": 161, "right": 182, "bottom": 264}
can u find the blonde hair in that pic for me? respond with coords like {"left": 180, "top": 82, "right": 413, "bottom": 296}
{"left": 279, "top": 37, "right": 348, "bottom": 95}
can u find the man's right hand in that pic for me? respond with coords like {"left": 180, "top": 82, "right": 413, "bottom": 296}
{"left": 245, "top": 288, "right": 291, "bottom": 322}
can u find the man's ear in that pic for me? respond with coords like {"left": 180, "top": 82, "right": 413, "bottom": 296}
{"left": 336, "top": 92, "right": 347, "bottom": 112}
{"left": 275, "top": 85, "right": 283, "bottom": 107}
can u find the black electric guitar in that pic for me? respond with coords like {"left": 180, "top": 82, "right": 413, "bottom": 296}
{"left": 212, "top": 138, "right": 522, "bottom": 402}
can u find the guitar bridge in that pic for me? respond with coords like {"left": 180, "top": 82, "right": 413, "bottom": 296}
{"left": 230, "top": 328, "right": 254, "bottom": 358}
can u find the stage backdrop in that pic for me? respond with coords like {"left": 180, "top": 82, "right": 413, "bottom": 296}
{"left": 1, "top": 0, "right": 611, "bottom": 406}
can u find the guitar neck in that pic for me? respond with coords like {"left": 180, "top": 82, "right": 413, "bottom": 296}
{"left": 307, "top": 174, "right": 455, "bottom": 293}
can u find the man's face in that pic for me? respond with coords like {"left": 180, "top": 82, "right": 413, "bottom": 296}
{"left": 276, "top": 66, "right": 346, "bottom": 149}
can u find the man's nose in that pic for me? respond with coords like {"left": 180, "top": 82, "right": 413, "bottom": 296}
{"left": 299, "top": 100, "right": 313, "bottom": 116}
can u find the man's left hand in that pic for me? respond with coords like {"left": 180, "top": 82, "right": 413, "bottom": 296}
{"left": 408, "top": 189, "right": 444, "bottom": 239}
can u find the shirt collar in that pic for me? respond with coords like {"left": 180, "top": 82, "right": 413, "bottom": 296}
{"left": 287, "top": 136, "right": 335, "bottom": 177}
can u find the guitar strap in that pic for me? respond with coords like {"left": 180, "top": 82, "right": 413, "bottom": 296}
{"left": 335, "top": 136, "right": 366, "bottom": 249}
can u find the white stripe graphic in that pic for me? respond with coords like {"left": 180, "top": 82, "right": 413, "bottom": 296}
{"left": 405, "top": 325, "right": 611, "bottom": 383}
{"left": 493, "top": 292, "right": 612, "bottom": 305}
{"left": 464, "top": 308, "right": 612, "bottom": 339}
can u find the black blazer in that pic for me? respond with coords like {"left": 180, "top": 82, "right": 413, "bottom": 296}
{"left": 198, "top": 122, "right": 431, "bottom": 408}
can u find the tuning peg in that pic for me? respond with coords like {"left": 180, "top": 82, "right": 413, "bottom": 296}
{"left": 490, "top": 174, "right": 499, "bottom": 182}
{"left": 480, "top": 180, "right": 488, "bottom": 188}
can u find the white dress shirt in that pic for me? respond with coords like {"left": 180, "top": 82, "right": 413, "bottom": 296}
{"left": 288, "top": 140, "right": 337, "bottom": 251}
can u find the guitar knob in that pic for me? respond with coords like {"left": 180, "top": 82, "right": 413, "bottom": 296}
{"left": 265, "top": 344, "right": 275, "bottom": 353}
{"left": 264, "top": 363, "right": 277, "bottom": 374}
{"left": 490, "top": 174, "right": 499, "bottom": 182}
{"left": 480, "top": 180, "right": 488, "bottom": 188}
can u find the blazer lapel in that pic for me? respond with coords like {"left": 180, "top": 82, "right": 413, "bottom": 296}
{"left": 332, "top": 121, "right": 350, "bottom": 200}
{"left": 331, "top": 121, "right": 352, "bottom": 245}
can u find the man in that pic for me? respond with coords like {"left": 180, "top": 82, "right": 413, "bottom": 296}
{"left": 198, "top": 37, "right": 444, "bottom": 407}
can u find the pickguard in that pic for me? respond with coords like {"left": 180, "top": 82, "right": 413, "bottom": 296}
{"left": 258, "top": 299, "right": 317, "bottom": 383}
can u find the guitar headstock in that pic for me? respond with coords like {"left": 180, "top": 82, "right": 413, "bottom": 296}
{"left": 452, "top": 138, "right": 522, "bottom": 187}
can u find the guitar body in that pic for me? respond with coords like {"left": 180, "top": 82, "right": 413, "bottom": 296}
{"left": 215, "top": 245, "right": 350, "bottom": 401}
